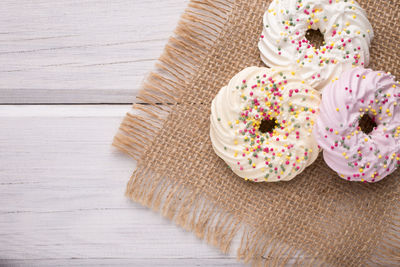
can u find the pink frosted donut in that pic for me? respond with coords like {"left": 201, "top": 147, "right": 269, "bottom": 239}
{"left": 314, "top": 67, "right": 400, "bottom": 182}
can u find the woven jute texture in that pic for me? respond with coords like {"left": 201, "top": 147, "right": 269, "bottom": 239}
{"left": 114, "top": 0, "right": 400, "bottom": 265}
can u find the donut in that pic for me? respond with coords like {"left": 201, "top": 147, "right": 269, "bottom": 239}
{"left": 210, "top": 66, "right": 321, "bottom": 182}
{"left": 258, "top": 0, "right": 374, "bottom": 90}
{"left": 314, "top": 67, "right": 400, "bottom": 182}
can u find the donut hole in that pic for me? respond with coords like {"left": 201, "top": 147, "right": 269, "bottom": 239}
{"left": 359, "top": 114, "right": 377, "bottom": 134}
{"left": 305, "top": 29, "right": 325, "bottom": 49}
{"left": 259, "top": 118, "right": 279, "bottom": 133}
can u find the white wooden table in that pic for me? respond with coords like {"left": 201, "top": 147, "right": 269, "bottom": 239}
{"left": 0, "top": 1, "right": 242, "bottom": 265}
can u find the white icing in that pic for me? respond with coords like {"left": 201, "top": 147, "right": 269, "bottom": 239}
{"left": 210, "top": 66, "right": 321, "bottom": 182}
{"left": 258, "top": 0, "right": 374, "bottom": 90}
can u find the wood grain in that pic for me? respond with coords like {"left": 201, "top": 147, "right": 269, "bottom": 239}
{"left": 0, "top": 0, "right": 247, "bottom": 265}
{"left": 0, "top": 105, "right": 242, "bottom": 266}
{"left": 0, "top": 0, "right": 187, "bottom": 104}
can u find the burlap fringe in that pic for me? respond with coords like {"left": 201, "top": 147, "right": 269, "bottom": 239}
{"left": 125, "top": 167, "right": 301, "bottom": 266}
{"left": 113, "top": 0, "right": 232, "bottom": 159}
{"left": 126, "top": 166, "right": 400, "bottom": 266}
{"left": 114, "top": 0, "right": 400, "bottom": 265}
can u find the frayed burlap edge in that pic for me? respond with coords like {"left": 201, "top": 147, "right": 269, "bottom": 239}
{"left": 113, "top": 0, "right": 231, "bottom": 160}
{"left": 124, "top": 167, "right": 325, "bottom": 266}
{"left": 113, "top": 0, "right": 400, "bottom": 265}
{"left": 121, "top": 165, "right": 400, "bottom": 266}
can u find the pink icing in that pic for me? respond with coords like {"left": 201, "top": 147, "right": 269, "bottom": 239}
{"left": 314, "top": 67, "right": 400, "bottom": 182}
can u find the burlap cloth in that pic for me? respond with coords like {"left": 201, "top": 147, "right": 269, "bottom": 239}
{"left": 114, "top": 0, "right": 400, "bottom": 265}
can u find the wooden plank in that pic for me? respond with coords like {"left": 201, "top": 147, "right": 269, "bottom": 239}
{"left": 0, "top": 259, "right": 241, "bottom": 267}
{"left": 0, "top": 105, "right": 242, "bottom": 266}
{"left": 0, "top": 0, "right": 187, "bottom": 103}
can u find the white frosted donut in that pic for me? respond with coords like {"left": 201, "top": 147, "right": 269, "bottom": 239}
{"left": 210, "top": 66, "right": 321, "bottom": 182}
{"left": 258, "top": 0, "right": 374, "bottom": 90}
